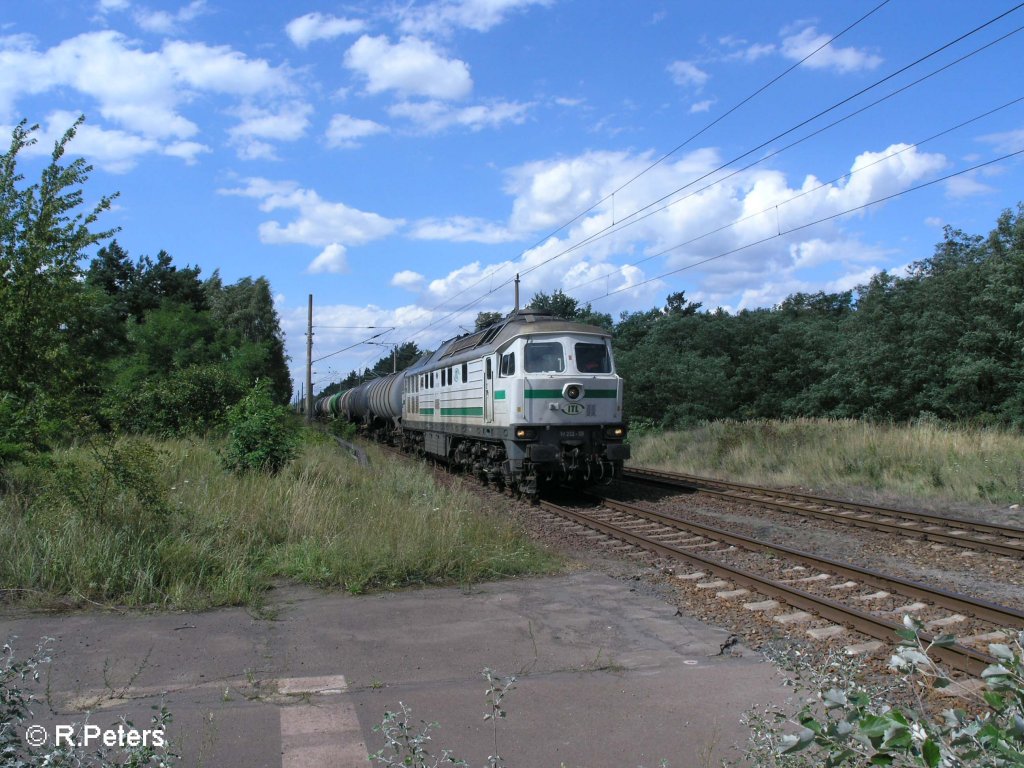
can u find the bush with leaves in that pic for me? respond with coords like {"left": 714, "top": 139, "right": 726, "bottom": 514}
{"left": 222, "top": 381, "right": 299, "bottom": 474}
{"left": 105, "top": 364, "right": 247, "bottom": 438}
{"left": 737, "top": 620, "right": 1024, "bottom": 767}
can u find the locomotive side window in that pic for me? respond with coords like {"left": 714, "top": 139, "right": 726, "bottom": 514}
{"left": 575, "top": 342, "right": 611, "bottom": 373}
{"left": 462, "top": 362, "right": 468, "bottom": 382}
{"left": 485, "top": 358, "right": 492, "bottom": 380}
{"left": 524, "top": 342, "right": 565, "bottom": 373}
{"left": 500, "top": 352, "right": 516, "bottom": 377}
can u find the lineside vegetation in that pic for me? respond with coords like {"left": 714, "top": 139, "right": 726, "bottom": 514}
{"left": 629, "top": 418, "right": 1024, "bottom": 508}
{"left": 0, "top": 431, "right": 556, "bottom": 608}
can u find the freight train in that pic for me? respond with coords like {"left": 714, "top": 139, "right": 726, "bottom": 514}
{"left": 315, "top": 309, "right": 630, "bottom": 497}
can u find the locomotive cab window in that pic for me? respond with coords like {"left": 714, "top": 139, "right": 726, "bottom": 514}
{"left": 575, "top": 342, "right": 611, "bottom": 373}
{"left": 500, "top": 352, "right": 516, "bottom": 377}
{"left": 524, "top": 342, "right": 565, "bottom": 373}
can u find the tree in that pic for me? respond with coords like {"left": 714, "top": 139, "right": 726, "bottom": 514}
{"left": 664, "top": 290, "right": 702, "bottom": 316}
{"left": 475, "top": 311, "right": 504, "bottom": 330}
{"left": 0, "top": 118, "right": 118, "bottom": 445}
{"left": 528, "top": 289, "right": 613, "bottom": 330}
{"left": 207, "top": 275, "right": 291, "bottom": 403}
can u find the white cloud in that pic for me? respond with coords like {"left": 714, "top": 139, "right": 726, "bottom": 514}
{"left": 0, "top": 30, "right": 296, "bottom": 166}
{"left": 163, "top": 139, "right": 210, "bottom": 164}
{"left": 344, "top": 35, "right": 472, "bottom": 99}
{"left": 719, "top": 33, "right": 776, "bottom": 62}
{"left": 400, "top": 141, "right": 948, "bottom": 322}
{"left": 788, "top": 238, "right": 889, "bottom": 269}
{"left": 325, "top": 113, "right": 388, "bottom": 148}
{"left": 285, "top": 13, "right": 365, "bottom": 48}
{"left": 667, "top": 60, "right": 708, "bottom": 88}
{"left": 228, "top": 101, "right": 311, "bottom": 158}
{"left": 392, "top": 269, "right": 425, "bottom": 289}
{"left": 410, "top": 216, "right": 515, "bottom": 243}
{"left": 219, "top": 177, "right": 404, "bottom": 271}
{"left": 134, "top": 0, "right": 207, "bottom": 35}
{"left": 979, "top": 128, "right": 1024, "bottom": 154}
{"left": 9, "top": 110, "right": 159, "bottom": 173}
{"left": 97, "top": 0, "right": 131, "bottom": 11}
{"left": 308, "top": 243, "right": 349, "bottom": 274}
{"left": 396, "top": 0, "right": 553, "bottom": 35}
{"left": 945, "top": 174, "right": 994, "bottom": 198}
{"left": 780, "top": 25, "right": 882, "bottom": 73}
{"left": 388, "top": 98, "right": 529, "bottom": 133}
{"left": 689, "top": 99, "right": 714, "bottom": 114}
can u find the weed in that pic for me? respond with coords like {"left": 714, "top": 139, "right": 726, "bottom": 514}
{"left": 1, "top": 637, "right": 178, "bottom": 767}
{"left": 734, "top": 621, "right": 1024, "bottom": 766}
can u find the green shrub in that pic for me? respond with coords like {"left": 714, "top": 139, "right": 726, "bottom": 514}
{"left": 105, "top": 363, "right": 247, "bottom": 437}
{"left": 329, "top": 417, "right": 358, "bottom": 440}
{"left": 222, "top": 382, "right": 299, "bottom": 474}
{"left": 738, "top": 620, "right": 1024, "bottom": 767}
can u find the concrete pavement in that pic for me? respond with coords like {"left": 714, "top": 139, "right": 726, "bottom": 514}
{"left": 1, "top": 571, "right": 785, "bottom": 767}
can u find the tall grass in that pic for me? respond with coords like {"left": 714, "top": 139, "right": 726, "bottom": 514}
{"left": 629, "top": 418, "right": 1024, "bottom": 506}
{"left": 0, "top": 434, "right": 556, "bottom": 608}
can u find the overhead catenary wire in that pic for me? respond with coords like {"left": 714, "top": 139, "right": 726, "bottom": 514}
{"left": 515, "top": 4, "right": 1024, "bottom": 285}
{"left": 391, "top": 1, "right": 895, "bottom": 347}
{"left": 394, "top": 2, "right": 1024, "bottom": 348}
{"left": 563, "top": 92, "right": 1024, "bottom": 296}
{"left": 311, "top": 328, "right": 394, "bottom": 364}
{"left": 544, "top": 24, "right": 1024, "bottom": 293}
{"left": 579, "top": 147, "right": 1024, "bottom": 305}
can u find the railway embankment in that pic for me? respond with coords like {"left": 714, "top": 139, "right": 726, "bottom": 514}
{"left": 0, "top": 431, "right": 556, "bottom": 610}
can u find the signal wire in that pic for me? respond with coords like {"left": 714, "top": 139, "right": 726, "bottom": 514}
{"left": 515, "top": 0, "right": 895, "bottom": 263}
{"left": 394, "top": 1, "right": 894, "bottom": 338}
{"left": 581, "top": 147, "right": 1024, "bottom": 304}
{"left": 563, "top": 92, "right": 1024, "bottom": 296}
{"left": 516, "top": 4, "right": 1024, "bottom": 284}
{"left": 397, "top": 2, "right": 1024, "bottom": 344}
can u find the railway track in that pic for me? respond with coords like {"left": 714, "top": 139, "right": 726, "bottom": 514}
{"left": 623, "top": 466, "right": 1024, "bottom": 559}
{"left": 539, "top": 492, "right": 1024, "bottom": 677}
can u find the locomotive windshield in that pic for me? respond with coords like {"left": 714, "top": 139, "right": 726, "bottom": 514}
{"left": 575, "top": 342, "right": 611, "bottom": 373}
{"left": 524, "top": 341, "right": 565, "bottom": 373}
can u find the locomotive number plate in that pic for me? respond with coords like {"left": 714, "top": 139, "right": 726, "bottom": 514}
{"left": 560, "top": 430, "right": 585, "bottom": 439}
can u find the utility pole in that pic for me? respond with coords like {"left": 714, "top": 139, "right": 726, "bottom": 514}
{"left": 514, "top": 273, "right": 520, "bottom": 312}
{"left": 305, "top": 294, "right": 313, "bottom": 421}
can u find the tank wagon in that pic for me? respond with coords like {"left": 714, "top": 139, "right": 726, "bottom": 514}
{"left": 316, "top": 309, "right": 630, "bottom": 496}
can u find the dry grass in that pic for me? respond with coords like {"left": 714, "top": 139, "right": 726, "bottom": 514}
{"left": 629, "top": 418, "right": 1024, "bottom": 507}
{"left": 0, "top": 434, "right": 557, "bottom": 608}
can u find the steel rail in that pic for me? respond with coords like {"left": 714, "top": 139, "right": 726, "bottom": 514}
{"left": 623, "top": 467, "right": 1024, "bottom": 558}
{"left": 541, "top": 498, "right": 1005, "bottom": 677}
{"left": 585, "top": 492, "right": 1024, "bottom": 627}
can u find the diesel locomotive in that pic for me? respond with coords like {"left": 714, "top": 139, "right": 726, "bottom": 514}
{"left": 316, "top": 309, "right": 630, "bottom": 497}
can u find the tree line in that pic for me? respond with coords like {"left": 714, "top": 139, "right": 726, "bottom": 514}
{"left": 335, "top": 205, "right": 1024, "bottom": 431}
{"left": 529, "top": 206, "right": 1024, "bottom": 429}
{"left": 0, "top": 119, "right": 291, "bottom": 464}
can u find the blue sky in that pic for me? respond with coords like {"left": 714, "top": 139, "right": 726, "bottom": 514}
{"left": 3, "top": 0, "right": 1023, "bottom": 394}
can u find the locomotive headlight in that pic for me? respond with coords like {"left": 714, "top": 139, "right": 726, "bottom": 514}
{"left": 605, "top": 426, "right": 626, "bottom": 439}
{"left": 515, "top": 427, "right": 536, "bottom": 440}
{"left": 563, "top": 383, "right": 584, "bottom": 401}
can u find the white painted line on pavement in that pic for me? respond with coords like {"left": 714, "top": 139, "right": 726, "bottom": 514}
{"left": 279, "top": 675, "right": 368, "bottom": 768}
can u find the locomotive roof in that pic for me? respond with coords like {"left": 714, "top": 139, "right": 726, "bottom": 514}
{"left": 409, "top": 310, "right": 610, "bottom": 373}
